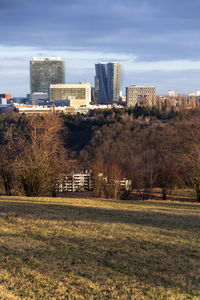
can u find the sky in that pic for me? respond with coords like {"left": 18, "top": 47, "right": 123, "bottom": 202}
{"left": 0, "top": 0, "right": 200, "bottom": 96}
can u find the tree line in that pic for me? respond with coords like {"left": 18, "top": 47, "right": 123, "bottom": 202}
{"left": 0, "top": 109, "right": 200, "bottom": 201}
{"left": 80, "top": 110, "right": 200, "bottom": 201}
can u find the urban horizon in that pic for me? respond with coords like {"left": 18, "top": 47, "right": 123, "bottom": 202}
{"left": 1, "top": 55, "right": 200, "bottom": 98}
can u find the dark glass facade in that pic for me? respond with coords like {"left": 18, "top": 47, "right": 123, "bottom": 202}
{"left": 30, "top": 58, "right": 65, "bottom": 94}
{"left": 50, "top": 88, "right": 86, "bottom": 101}
{"left": 95, "top": 62, "right": 121, "bottom": 104}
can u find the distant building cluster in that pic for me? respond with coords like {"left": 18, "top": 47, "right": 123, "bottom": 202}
{"left": 1, "top": 56, "right": 200, "bottom": 114}
{"left": 57, "top": 171, "right": 131, "bottom": 193}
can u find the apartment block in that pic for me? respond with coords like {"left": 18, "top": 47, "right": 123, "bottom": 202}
{"left": 126, "top": 85, "right": 156, "bottom": 107}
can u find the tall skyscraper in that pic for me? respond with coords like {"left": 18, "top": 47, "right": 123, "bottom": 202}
{"left": 30, "top": 57, "right": 65, "bottom": 94}
{"left": 95, "top": 63, "right": 108, "bottom": 104}
{"left": 95, "top": 62, "right": 121, "bottom": 104}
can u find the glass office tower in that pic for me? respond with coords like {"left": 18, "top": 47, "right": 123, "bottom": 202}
{"left": 30, "top": 57, "right": 65, "bottom": 94}
{"left": 95, "top": 62, "right": 121, "bottom": 104}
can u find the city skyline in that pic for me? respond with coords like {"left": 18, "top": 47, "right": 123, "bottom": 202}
{"left": 1, "top": 0, "right": 200, "bottom": 96}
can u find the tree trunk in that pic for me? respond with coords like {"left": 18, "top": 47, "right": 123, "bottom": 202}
{"left": 162, "top": 189, "right": 167, "bottom": 200}
{"left": 143, "top": 189, "right": 152, "bottom": 200}
{"left": 196, "top": 189, "right": 200, "bottom": 202}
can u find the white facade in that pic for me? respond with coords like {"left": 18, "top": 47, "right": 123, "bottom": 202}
{"left": 168, "top": 90, "right": 179, "bottom": 97}
{"left": 50, "top": 82, "right": 91, "bottom": 107}
{"left": 0, "top": 98, "right": 7, "bottom": 105}
{"left": 57, "top": 172, "right": 131, "bottom": 192}
{"left": 32, "top": 57, "right": 62, "bottom": 61}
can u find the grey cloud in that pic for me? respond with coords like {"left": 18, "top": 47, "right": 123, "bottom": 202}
{"left": 0, "top": 0, "right": 199, "bottom": 61}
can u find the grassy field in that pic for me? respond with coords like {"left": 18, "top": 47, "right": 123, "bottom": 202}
{"left": 0, "top": 196, "right": 199, "bottom": 299}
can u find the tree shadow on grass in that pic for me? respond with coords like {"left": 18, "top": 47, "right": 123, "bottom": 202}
{"left": 0, "top": 230, "right": 199, "bottom": 298}
{"left": 0, "top": 200, "right": 200, "bottom": 233}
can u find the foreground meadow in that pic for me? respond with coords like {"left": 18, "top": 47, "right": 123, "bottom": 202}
{"left": 0, "top": 196, "right": 199, "bottom": 299}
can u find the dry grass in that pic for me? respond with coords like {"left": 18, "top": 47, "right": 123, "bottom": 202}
{"left": 0, "top": 196, "right": 199, "bottom": 299}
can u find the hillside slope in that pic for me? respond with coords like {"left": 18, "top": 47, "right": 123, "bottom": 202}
{"left": 0, "top": 196, "right": 199, "bottom": 299}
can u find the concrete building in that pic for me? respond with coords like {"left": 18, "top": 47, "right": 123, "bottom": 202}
{"left": 156, "top": 96, "right": 178, "bottom": 112}
{"left": 57, "top": 171, "right": 131, "bottom": 193}
{"left": 13, "top": 103, "right": 124, "bottom": 116}
{"left": 168, "top": 90, "right": 179, "bottom": 97}
{"left": 188, "top": 89, "right": 200, "bottom": 97}
{"left": 119, "top": 95, "right": 126, "bottom": 104}
{"left": 13, "top": 97, "right": 27, "bottom": 103}
{"left": 14, "top": 104, "right": 53, "bottom": 114}
{"left": 30, "top": 92, "right": 48, "bottom": 105}
{"left": 49, "top": 82, "right": 91, "bottom": 107}
{"left": 30, "top": 57, "right": 65, "bottom": 94}
{"left": 0, "top": 94, "right": 12, "bottom": 100}
{"left": 0, "top": 98, "right": 7, "bottom": 105}
{"left": 57, "top": 172, "right": 93, "bottom": 192}
{"left": 126, "top": 85, "right": 156, "bottom": 107}
{"left": 13, "top": 104, "right": 76, "bottom": 115}
{"left": 95, "top": 62, "right": 121, "bottom": 104}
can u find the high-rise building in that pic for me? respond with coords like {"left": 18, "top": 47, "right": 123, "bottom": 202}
{"left": 95, "top": 63, "right": 108, "bottom": 104}
{"left": 49, "top": 82, "right": 91, "bottom": 107}
{"left": 30, "top": 57, "right": 65, "bottom": 94}
{"left": 126, "top": 86, "right": 156, "bottom": 107}
{"left": 95, "top": 62, "right": 121, "bottom": 104}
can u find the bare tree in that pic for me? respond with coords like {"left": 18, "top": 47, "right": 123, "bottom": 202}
{"left": 92, "top": 160, "right": 108, "bottom": 199}
{"left": 106, "top": 163, "right": 123, "bottom": 200}
{"left": 0, "top": 127, "right": 25, "bottom": 195}
{"left": 15, "top": 114, "right": 68, "bottom": 197}
{"left": 156, "top": 159, "right": 181, "bottom": 200}
{"left": 182, "top": 144, "right": 200, "bottom": 202}
{"left": 0, "top": 146, "right": 16, "bottom": 195}
{"left": 92, "top": 160, "right": 123, "bottom": 200}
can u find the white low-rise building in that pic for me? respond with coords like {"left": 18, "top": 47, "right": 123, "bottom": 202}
{"left": 50, "top": 82, "right": 91, "bottom": 107}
